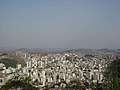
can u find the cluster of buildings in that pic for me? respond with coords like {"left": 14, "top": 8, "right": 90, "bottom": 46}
{"left": 0, "top": 51, "right": 116, "bottom": 89}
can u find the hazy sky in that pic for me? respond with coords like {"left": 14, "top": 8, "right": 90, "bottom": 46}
{"left": 0, "top": 0, "right": 120, "bottom": 49}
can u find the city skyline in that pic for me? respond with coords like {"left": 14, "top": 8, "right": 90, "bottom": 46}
{"left": 0, "top": 0, "right": 120, "bottom": 49}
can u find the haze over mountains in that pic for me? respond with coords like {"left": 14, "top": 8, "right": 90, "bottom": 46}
{"left": 0, "top": 47, "right": 120, "bottom": 54}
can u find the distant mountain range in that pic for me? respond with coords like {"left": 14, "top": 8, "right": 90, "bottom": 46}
{"left": 65, "top": 48, "right": 120, "bottom": 54}
{"left": 0, "top": 47, "right": 17, "bottom": 53}
{"left": 0, "top": 47, "right": 120, "bottom": 54}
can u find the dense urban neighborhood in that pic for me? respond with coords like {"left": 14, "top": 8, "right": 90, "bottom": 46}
{"left": 0, "top": 49, "right": 120, "bottom": 90}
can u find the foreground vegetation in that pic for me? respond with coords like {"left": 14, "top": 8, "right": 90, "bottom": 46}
{"left": 104, "top": 57, "right": 120, "bottom": 90}
{"left": 0, "top": 77, "right": 37, "bottom": 90}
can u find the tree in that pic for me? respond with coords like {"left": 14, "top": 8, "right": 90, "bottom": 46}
{"left": 105, "top": 57, "right": 120, "bottom": 90}
{"left": 0, "top": 78, "right": 38, "bottom": 90}
{"left": 66, "top": 79, "right": 84, "bottom": 90}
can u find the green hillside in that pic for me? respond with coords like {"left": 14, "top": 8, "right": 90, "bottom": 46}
{"left": 0, "top": 59, "right": 18, "bottom": 68}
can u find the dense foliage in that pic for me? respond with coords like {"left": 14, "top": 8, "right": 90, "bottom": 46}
{"left": 105, "top": 57, "right": 120, "bottom": 90}
{"left": 0, "top": 77, "right": 38, "bottom": 90}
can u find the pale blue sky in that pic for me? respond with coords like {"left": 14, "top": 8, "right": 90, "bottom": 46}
{"left": 0, "top": 0, "right": 120, "bottom": 49}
